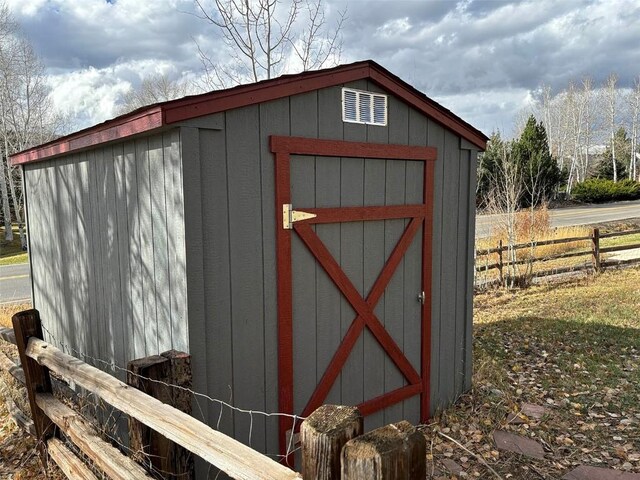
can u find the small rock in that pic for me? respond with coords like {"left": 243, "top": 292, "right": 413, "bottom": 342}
{"left": 441, "top": 458, "right": 464, "bottom": 475}
{"left": 521, "top": 403, "right": 546, "bottom": 419}
{"left": 562, "top": 465, "right": 640, "bottom": 479}
{"left": 493, "top": 430, "right": 545, "bottom": 460}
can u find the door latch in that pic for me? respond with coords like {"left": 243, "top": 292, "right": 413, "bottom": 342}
{"left": 418, "top": 291, "right": 426, "bottom": 305}
{"left": 282, "top": 204, "right": 317, "bottom": 229}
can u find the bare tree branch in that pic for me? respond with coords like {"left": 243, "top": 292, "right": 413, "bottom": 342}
{"left": 118, "top": 73, "right": 193, "bottom": 115}
{"left": 0, "top": 3, "right": 66, "bottom": 244}
{"left": 194, "top": 0, "right": 345, "bottom": 89}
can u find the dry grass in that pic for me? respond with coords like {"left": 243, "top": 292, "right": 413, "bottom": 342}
{"left": 0, "top": 303, "right": 32, "bottom": 329}
{"left": 476, "top": 208, "right": 600, "bottom": 285}
{"left": 477, "top": 207, "right": 592, "bottom": 256}
{"left": 0, "top": 301, "right": 64, "bottom": 479}
{"left": 422, "top": 267, "right": 640, "bottom": 478}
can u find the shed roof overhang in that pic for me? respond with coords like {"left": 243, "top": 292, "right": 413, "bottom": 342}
{"left": 10, "top": 60, "right": 488, "bottom": 166}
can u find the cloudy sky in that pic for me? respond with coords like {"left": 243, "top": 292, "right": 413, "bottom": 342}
{"left": 5, "top": 0, "right": 640, "bottom": 137}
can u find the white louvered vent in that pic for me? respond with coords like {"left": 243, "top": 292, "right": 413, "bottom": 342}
{"left": 342, "top": 88, "right": 387, "bottom": 126}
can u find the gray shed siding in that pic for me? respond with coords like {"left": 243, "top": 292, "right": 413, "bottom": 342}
{"left": 24, "top": 130, "right": 188, "bottom": 373}
{"left": 182, "top": 80, "right": 478, "bottom": 457}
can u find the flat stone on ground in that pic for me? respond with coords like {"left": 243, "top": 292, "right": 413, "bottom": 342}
{"left": 493, "top": 430, "right": 545, "bottom": 460}
{"left": 521, "top": 403, "right": 546, "bottom": 419}
{"left": 441, "top": 459, "right": 463, "bottom": 475}
{"left": 562, "top": 465, "right": 640, "bottom": 480}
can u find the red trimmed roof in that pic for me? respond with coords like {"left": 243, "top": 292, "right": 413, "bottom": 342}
{"left": 11, "top": 60, "right": 488, "bottom": 165}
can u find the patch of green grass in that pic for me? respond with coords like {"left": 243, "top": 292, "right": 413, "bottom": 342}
{"left": 0, "top": 251, "right": 28, "bottom": 266}
{"left": 600, "top": 232, "right": 640, "bottom": 248}
{"left": 0, "top": 226, "right": 28, "bottom": 265}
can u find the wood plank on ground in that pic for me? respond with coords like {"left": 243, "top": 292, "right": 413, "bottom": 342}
{"left": 0, "top": 351, "right": 25, "bottom": 384}
{"left": 0, "top": 327, "right": 16, "bottom": 345}
{"left": 1, "top": 390, "right": 35, "bottom": 435}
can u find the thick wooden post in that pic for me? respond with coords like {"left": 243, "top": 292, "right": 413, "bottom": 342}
{"left": 592, "top": 228, "right": 601, "bottom": 272}
{"left": 127, "top": 351, "right": 193, "bottom": 479}
{"left": 497, "top": 240, "right": 504, "bottom": 285}
{"left": 12, "top": 309, "right": 55, "bottom": 467}
{"left": 300, "top": 405, "right": 362, "bottom": 480}
{"left": 341, "top": 421, "right": 426, "bottom": 480}
{"left": 160, "top": 350, "right": 194, "bottom": 478}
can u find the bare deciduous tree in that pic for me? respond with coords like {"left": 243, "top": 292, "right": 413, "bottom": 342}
{"left": 535, "top": 74, "right": 637, "bottom": 192}
{"left": 628, "top": 76, "right": 640, "bottom": 181}
{"left": 0, "top": 4, "right": 65, "bottom": 244}
{"left": 194, "top": 0, "right": 345, "bottom": 89}
{"left": 118, "top": 73, "right": 192, "bottom": 115}
{"left": 581, "top": 77, "right": 594, "bottom": 182}
{"left": 603, "top": 73, "right": 619, "bottom": 182}
{"left": 484, "top": 141, "right": 523, "bottom": 288}
{"left": 565, "top": 81, "right": 582, "bottom": 190}
{"left": 0, "top": 2, "right": 14, "bottom": 241}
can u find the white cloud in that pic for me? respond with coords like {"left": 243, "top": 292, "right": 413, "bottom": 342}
{"left": 47, "top": 67, "right": 130, "bottom": 128}
{"left": 4, "top": 0, "right": 47, "bottom": 17}
{"left": 47, "top": 58, "right": 198, "bottom": 129}
{"left": 6, "top": 0, "right": 640, "bottom": 136}
{"left": 434, "top": 88, "right": 535, "bottom": 138}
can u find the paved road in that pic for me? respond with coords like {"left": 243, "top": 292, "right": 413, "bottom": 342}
{"left": 476, "top": 199, "right": 640, "bottom": 238}
{"left": 0, "top": 199, "right": 638, "bottom": 302}
{"left": 0, "top": 263, "right": 31, "bottom": 304}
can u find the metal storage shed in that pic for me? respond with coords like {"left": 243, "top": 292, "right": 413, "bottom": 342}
{"left": 11, "top": 60, "right": 487, "bottom": 461}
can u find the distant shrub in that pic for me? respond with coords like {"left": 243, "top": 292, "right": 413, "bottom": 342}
{"left": 571, "top": 178, "right": 640, "bottom": 203}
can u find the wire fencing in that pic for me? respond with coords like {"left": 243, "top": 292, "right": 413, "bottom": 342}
{"left": 2, "top": 313, "right": 305, "bottom": 479}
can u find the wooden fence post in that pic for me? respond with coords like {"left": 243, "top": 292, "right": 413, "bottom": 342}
{"left": 161, "top": 350, "right": 193, "bottom": 478}
{"left": 497, "top": 240, "right": 504, "bottom": 285}
{"left": 12, "top": 309, "right": 55, "bottom": 467}
{"left": 127, "top": 350, "right": 194, "bottom": 479}
{"left": 300, "top": 405, "right": 362, "bottom": 480}
{"left": 341, "top": 421, "right": 426, "bottom": 480}
{"left": 592, "top": 228, "right": 601, "bottom": 273}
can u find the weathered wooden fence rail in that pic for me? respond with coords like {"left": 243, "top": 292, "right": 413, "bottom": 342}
{"left": 475, "top": 227, "right": 640, "bottom": 285}
{"left": 1, "top": 311, "right": 428, "bottom": 480}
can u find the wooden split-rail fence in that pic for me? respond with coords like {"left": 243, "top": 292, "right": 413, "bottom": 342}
{"left": 475, "top": 227, "right": 640, "bottom": 286}
{"left": 0, "top": 309, "right": 427, "bottom": 480}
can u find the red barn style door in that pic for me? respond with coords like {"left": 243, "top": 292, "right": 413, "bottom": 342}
{"left": 271, "top": 136, "right": 436, "bottom": 458}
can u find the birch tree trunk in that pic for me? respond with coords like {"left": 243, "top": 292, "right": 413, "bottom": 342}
{"left": 604, "top": 74, "right": 618, "bottom": 182}
{"left": 6, "top": 153, "right": 25, "bottom": 248}
{"left": 629, "top": 77, "right": 640, "bottom": 181}
{"left": 0, "top": 19, "right": 65, "bottom": 248}
{"left": 0, "top": 156, "right": 12, "bottom": 240}
{"left": 581, "top": 77, "right": 593, "bottom": 182}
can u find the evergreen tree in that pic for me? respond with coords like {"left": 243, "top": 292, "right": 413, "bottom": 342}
{"left": 476, "top": 131, "right": 507, "bottom": 208}
{"left": 511, "top": 115, "right": 561, "bottom": 207}
{"left": 595, "top": 127, "right": 630, "bottom": 180}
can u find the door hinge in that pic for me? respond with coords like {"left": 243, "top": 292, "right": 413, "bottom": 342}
{"left": 418, "top": 291, "right": 426, "bottom": 305}
{"left": 282, "top": 204, "right": 317, "bottom": 230}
